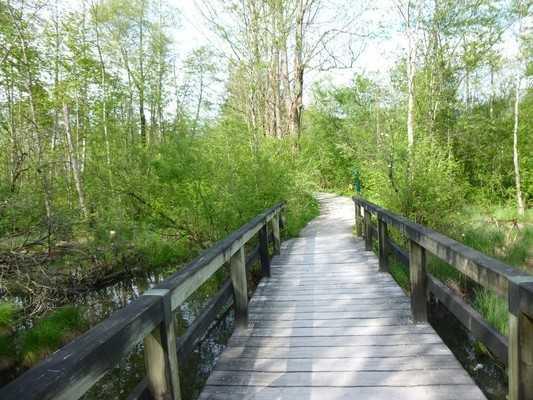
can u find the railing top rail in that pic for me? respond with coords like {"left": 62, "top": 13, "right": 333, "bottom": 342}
{"left": 353, "top": 196, "right": 532, "bottom": 300}
{"left": 0, "top": 201, "right": 285, "bottom": 400}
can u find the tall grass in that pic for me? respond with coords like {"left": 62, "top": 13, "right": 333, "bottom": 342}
{"left": 20, "top": 306, "right": 87, "bottom": 367}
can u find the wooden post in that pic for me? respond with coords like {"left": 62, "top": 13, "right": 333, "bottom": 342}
{"left": 259, "top": 224, "right": 270, "bottom": 278}
{"left": 364, "top": 210, "right": 372, "bottom": 251}
{"left": 409, "top": 240, "right": 427, "bottom": 323}
{"left": 272, "top": 213, "right": 281, "bottom": 255}
{"left": 143, "top": 289, "right": 181, "bottom": 400}
{"left": 230, "top": 247, "right": 248, "bottom": 330}
{"left": 355, "top": 203, "right": 363, "bottom": 237}
{"left": 508, "top": 279, "right": 533, "bottom": 400}
{"left": 377, "top": 217, "right": 388, "bottom": 273}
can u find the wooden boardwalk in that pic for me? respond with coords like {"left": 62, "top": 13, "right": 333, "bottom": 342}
{"left": 199, "top": 194, "right": 486, "bottom": 400}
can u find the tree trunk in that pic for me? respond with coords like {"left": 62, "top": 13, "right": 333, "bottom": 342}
{"left": 406, "top": 25, "right": 416, "bottom": 151}
{"left": 513, "top": 74, "right": 525, "bottom": 216}
{"left": 63, "top": 103, "right": 89, "bottom": 219}
{"left": 291, "top": 0, "right": 305, "bottom": 143}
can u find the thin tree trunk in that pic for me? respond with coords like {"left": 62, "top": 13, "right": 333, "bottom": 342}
{"left": 63, "top": 103, "right": 89, "bottom": 219}
{"left": 291, "top": 0, "right": 304, "bottom": 143}
{"left": 513, "top": 74, "right": 525, "bottom": 216}
{"left": 406, "top": 26, "right": 416, "bottom": 151}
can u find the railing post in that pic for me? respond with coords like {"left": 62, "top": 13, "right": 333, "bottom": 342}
{"left": 230, "top": 247, "right": 248, "bottom": 330}
{"left": 259, "top": 224, "right": 270, "bottom": 278}
{"left": 508, "top": 279, "right": 533, "bottom": 400}
{"left": 364, "top": 210, "right": 372, "bottom": 251}
{"left": 409, "top": 240, "right": 427, "bottom": 323}
{"left": 354, "top": 202, "right": 363, "bottom": 237}
{"left": 143, "top": 289, "right": 181, "bottom": 400}
{"left": 377, "top": 216, "right": 388, "bottom": 272}
{"left": 272, "top": 213, "right": 281, "bottom": 255}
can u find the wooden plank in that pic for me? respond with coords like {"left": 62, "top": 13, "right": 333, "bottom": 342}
{"left": 177, "top": 280, "right": 233, "bottom": 362}
{"left": 249, "top": 303, "right": 410, "bottom": 313}
{"left": 409, "top": 239, "right": 427, "bottom": 323}
{"left": 241, "top": 325, "right": 433, "bottom": 337}
{"left": 378, "top": 217, "right": 389, "bottom": 272}
{"left": 228, "top": 334, "right": 442, "bottom": 347}
{"left": 248, "top": 318, "right": 412, "bottom": 329}
{"left": 143, "top": 290, "right": 181, "bottom": 400}
{"left": 251, "top": 294, "right": 409, "bottom": 302}
{"left": 272, "top": 213, "right": 281, "bottom": 255}
{"left": 206, "top": 369, "right": 474, "bottom": 387}
{"left": 259, "top": 225, "right": 270, "bottom": 277}
{"left": 213, "top": 354, "right": 462, "bottom": 372}
{"left": 508, "top": 277, "right": 533, "bottom": 400}
{"left": 386, "top": 236, "right": 409, "bottom": 266}
{"left": 230, "top": 247, "right": 248, "bottom": 330}
{"left": 222, "top": 343, "right": 454, "bottom": 359}
{"left": 364, "top": 210, "right": 372, "bottom": 251}
{"left": 199, "top": 385, "right": 486, "bottom": 400}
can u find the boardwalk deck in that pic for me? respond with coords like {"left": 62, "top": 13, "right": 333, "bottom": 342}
{"left": 199, "top": 194, "right": 487, "bottom": 400}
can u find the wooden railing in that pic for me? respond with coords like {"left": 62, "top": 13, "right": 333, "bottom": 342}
{"left": 353, "top": 197, "right": 533, "bottom": 400}
{"left": 0, "top": 202, "right": 286, "bottom": 400}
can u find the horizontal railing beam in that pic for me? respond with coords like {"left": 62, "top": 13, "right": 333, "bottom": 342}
{"left": 353, "top": 197, "right": 525, "bottom": 298}
{"left": 427, "top": 274, "right": 508, "bottom": 365}
{"left": 156, "top": 203, "right": 285, "bottom": 310}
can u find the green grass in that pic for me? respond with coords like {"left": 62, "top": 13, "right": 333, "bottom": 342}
{"left": 472, "top": 288, "right": 508, "bottom": 336}
{"left": 20, "top": 306, "right": 88, "bottom": 367}
{"left": 0, "top": 302, "right": 18, "bottom": 330}
{"left": 388, "top": 259, "right": 410, "bottom": 292}
{"left": 285, "top": 193, "right": 320, "bottom": 237}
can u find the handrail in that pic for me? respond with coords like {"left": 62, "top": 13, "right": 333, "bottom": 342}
{"left": 0, "top": 202, "right": 285, "bottom": 400}
{"left": 353, "top": 196, "right": 533, "bottom": 400}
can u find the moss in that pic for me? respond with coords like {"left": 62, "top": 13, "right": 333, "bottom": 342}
{"left": 20, "top": 306, "right": 88, "bottom": 367}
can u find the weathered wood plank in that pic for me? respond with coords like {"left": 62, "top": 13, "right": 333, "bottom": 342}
{"left": 228, "top": 334, "right": 442, "bottom": 347}
{"left": 240, "top": 325, "right": 433, "bottom": 337}
{"left": 409, "top": 239, "right": 427, "bottom": 323}
{"left": 222, "top": 343, "right": 454, "bottom": 359}
{"left": 213, "top": 354, "right": 461, "bottom": 372}
{"left": 248, "top": 318, "right": 412, "bottom": 329}
{"left": 199, "top": 385, "right": 486, "bottom": 400}
{"left": 206, "top": 369, "right": 474, "bottom": 387}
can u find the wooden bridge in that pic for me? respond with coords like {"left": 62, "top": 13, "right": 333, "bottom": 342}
{"left": 1, "top": 194, "right": 533, "bottom": 400}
